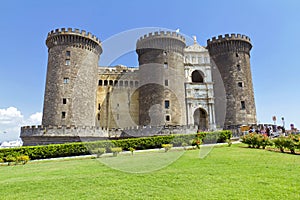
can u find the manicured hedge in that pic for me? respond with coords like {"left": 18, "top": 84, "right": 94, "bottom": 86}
{"left": 0, "top": 131, "right": 232, "bottom": 161}
{"left": 200, "top": 130, "right": 232, "bottom": 143}
{"left": 241, "top": 133, "right": 300, "bottom": 154}
{"left": 273, "top": 135, "right": 300, "bottom": 154}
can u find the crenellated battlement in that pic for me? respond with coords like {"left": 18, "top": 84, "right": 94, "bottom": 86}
{"left": 207, "top": 33, "right": 252, "bottom": 56}
{"left": 47, "top": 28, "right": 101, "bottom": 45}
{"left": 98, "top": 66, "right": 139, "bottom": 74}
{"left": 121, "top": 125, "right": 198, "bottom": 137}
{"left": 136, "top": 31, "right": 186, "bottom": 55}
{"left": 20, "top": 124, "right": 198, "bottom": 145}
{"left": 46, "top": 28, "right": 102, "bottom": 54}
{"left": 137, "top": 31, "right": 185, "bottom": 43}
{"left": 207, "top": 33, "right": 251, "bottom": 45}
{"left": 21, "top": 125, "right": 109, "bottom": 131}
{"left": 20, "top": 125, "right": 109, "bottom": 137}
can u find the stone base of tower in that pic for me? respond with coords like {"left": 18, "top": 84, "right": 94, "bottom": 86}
{"left": 21, "top": 136, "right": 110, "bottom": 146}
{"left": 20, "top": 125, "right": 111, "bottom": 146}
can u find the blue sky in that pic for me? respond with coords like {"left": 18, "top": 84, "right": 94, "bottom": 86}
{"left": 0, "top": 0, "right": 299, "bottom": 140}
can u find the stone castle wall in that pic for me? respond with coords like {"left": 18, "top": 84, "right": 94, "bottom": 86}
{"left": 96, "top": 66, "right": 140, "bottom": 129}
{"left": 42, "top": 28, "right": 102, "bottom": 127}
{"left": 207, "top": 34, "right": 257, "bottom": 128}
{"left": 136, "top": 31, "right": 187, "bottom": 126}
{"left": 21, "top": 29, "right": 257, "bottom": 146}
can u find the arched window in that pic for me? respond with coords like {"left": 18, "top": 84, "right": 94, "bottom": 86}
{"left": 191, "top": 71, "right": 204, "bottom": 83}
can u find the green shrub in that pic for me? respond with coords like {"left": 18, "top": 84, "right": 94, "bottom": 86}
{"left": 91, "top": 148, "right": 106, "bottom": 158}
{"left": 128, "top": 147, "right": 135, "bottom": 155}
{"left": 5, "top": 155, "right": 16, "bottom": 166}
{"left": 273, "top": 136, "right": 286, "bottom": 153}
{"left": 217, "top": 130, "right": 232, "bottom": 143}
{"left": 283, "top": 135, "right": 299, "bottom": 154}
{"left": 181, "top": 142, "right": 188, "bottom": 148}
{"left": 0, "top": 131, "right": 233, "bottom": 161}
{"left": 226, "top": 139, "right": 232, "bottom": 147}
{"left": 200, "top": 131, "right": 232, "bottom": 144}
{"left": 110, "top": 147, "right": 122, "bottom": 157}
{"left": 259, "top": 135, "right": 273, "bottom": 149}
{"left": 190, "top": 133, "right": 202, "bottom": 149}
{"left": 241, "top": 133, "right": 273, "bottom": 149}
{"left": 0, "top": 158, "right": 4, "bottom": 163}
{"left": 241, "top": 133, "right": 258, "bottom": 148}
{"left": 17, "top": 155, "right": 30, "bottom": 165}
{"left": 161, "top": 144, "right": 173, "bottom": 152}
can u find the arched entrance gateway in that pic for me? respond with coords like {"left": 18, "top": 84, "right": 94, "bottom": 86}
{"left": 193, "top": 108, "right": 208, "bottom": 131}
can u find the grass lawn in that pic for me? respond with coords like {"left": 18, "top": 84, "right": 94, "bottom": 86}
{"left": 0, "top": 144, "right": 299, "bottom": 200}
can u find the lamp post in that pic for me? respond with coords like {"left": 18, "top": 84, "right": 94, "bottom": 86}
{"left": 281, "top": 117, "right": 285, "bottom": 128}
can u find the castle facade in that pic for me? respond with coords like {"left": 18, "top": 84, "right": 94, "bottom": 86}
{"left": 20, "top": 28, "right": 256, "bottom": 145}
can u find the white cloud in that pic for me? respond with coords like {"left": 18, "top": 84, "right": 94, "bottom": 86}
{"left": 0, "top": 107, "right": 42, "bottom": 141}
{"left": 27, "top": 112, "right": 43, "bottom": 125}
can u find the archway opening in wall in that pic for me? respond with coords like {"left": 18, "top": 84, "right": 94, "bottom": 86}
{"left": 192, "top": 70, "right": 204, "bottom": 83}
{"left": 193, "top": 108, "right": 208, "bottom": 131}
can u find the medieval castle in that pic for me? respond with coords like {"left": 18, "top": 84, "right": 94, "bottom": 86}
{"left": 20, "top": 28, "right": 257, "bottom": 146}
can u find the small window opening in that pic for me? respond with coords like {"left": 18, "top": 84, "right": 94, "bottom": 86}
{"left": 165, "top": 100, "right": 170, "bottom": 109}
{"left": 237, "top": 64, "right": 241, "bottom": 71}
{"left": 97, "top": 113, "right": 100, "bottom": 120}
{"left": 98, "top": 104, "right": 101, "bottom": 110}
{"left": 164, "top": 62, "right": 168, "bottom": 69}
{"left": 65, "top": 59, "right": 71, "bottom": 65}
{"left": 241, "top": 101, "right": 246, "bottom": 110}
{"left": 63, "top": 78, "right": 69, "bottom": 84}
{"left": 238, "top": 82, "right": 243, "bottom": 87}
{"left": 166, "top": 115, "right": 170, "bottom": 122}
{"left": 66, "top": 51, "right": 71, "bottom": 57}
{"left": 62, "top": 112, "right": 66, "bottom": 119}
{"left": 165, "top": 80, "right": 169, "bottom": 86}
{"left": 63, "top": 98, "right": 67, "bottom": 104}
{"left": 99, "top": 80, "right": 103, "bottom": 86}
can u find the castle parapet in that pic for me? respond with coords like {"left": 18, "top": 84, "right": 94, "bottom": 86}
{"left": 46, "top": 28, "right": 102, "bottom": 54}
{"left": 136, "top": 31, "right": 186, "bottom": 55}
{"left": 20, "top": 125, "right": 109, "bottom": 138}
{"left": 207, "top": 33, "right": 252, "bottom": 56}
{"left": 207, "top": 33, "right": 251, "bottom": 45}
{"left": 138, "top": 31, "right": 186, "bottom": 43}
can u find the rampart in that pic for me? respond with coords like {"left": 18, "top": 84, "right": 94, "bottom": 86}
{"left": 46, "top": 28, "right": 102, "bottom": 54}
{"left": 20, "top": 125, "right": 198, "bottom": 145}
{"left": 207, "top": 33, "right": 251, "bottom": 44}
{"left": 136, "top": 31, "right": 186, "bottom": 55}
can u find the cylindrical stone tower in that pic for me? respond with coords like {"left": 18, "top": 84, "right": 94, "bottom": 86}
{"left": 42, "top": 28, "right": 102, "bottom": 127}
{"left": 207, "top": 34, "right": 256, "bottom": 129}
{"left": 136, "top": 31, "right": 186, "bottom": 126}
